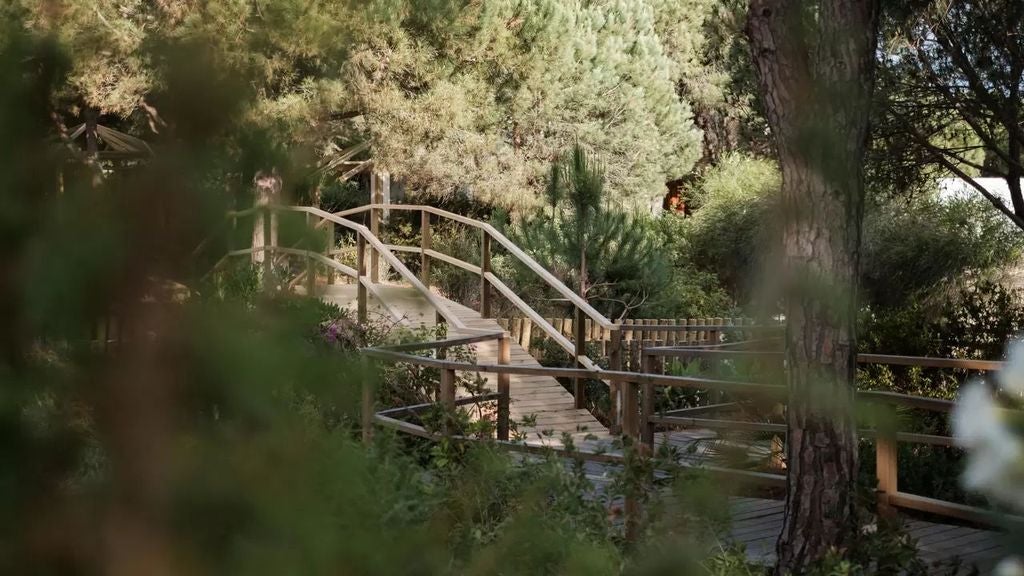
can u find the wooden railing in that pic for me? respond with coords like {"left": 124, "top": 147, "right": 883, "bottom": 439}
{"left": 219, "top": 204, "right": 498, "bottom": 337}
{"left": 363, "top": 342, "right": 1010, "bottom": 531}
{"left": 205, "top": 203, "right": 1009, "bottom": 530}
{"left": 212, "top": 203, "right": 779, "bottom": 430}
{"left": 496, "top": 316, "right": 776, "bottom": 369}
{"left": 362, "top": 332, "right": 514, "bottom": 443}
{"left": 639, "top": 345, "right": 1004, "bottom": 525}
{"left": 328, "top": 203, "right": 620, "bottom": 413}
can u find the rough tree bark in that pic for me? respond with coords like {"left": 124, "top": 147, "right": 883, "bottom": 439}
{"left": 746, "top": 0, "right": 879, "bottom": 572}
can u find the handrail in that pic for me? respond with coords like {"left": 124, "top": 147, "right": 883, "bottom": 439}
{"left": 228, "top": 203, "right": 613, "bottom": 366}
{"left": 364, "top": 338, "right": 1012, "bottom": 529}
{"left": 646, "top": 347, "right": 1005, "bottom": 372}
{"left": 335, "top": 204, "right": 617, "bottom": 330}
{"left": 223, "top": 204, "right": 507, "bottom": 335}
{"left": 280, "top": 205, "right": 472, "bottom": 332}
{"left": 361, "top": 347, "right": 788, "bottom": 397}
{"left": 631, "top": 346, "right": 1014, "bottom": 527}
{"left": 326, "top": 203, "right": 614, "bottom": 412}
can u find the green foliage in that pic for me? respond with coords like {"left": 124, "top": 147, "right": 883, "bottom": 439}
{"left": 703, "top": 547, "right": 766, "bottom": 576}
{"left": 510, "top": 144, "right": 674, "bottom": 319}
{"left": 858, "top": 280, "right": 1024, "bottom": 505}
{"left": 317, "top": 178, "right": 363, "bottom": 213}
{"left": 351, "top": 0, "right": 708, "bottom": 208}
{"left": 874, "top": 0, "right": 1024, "bottom": 229}
{"left": 860, "top": 281, "right": 1024, "bottom": 396}
{"left": 667, "top": 154, "right": 781, "bottom": 304}
{"left": 425, "top": 219, "right": 489, "bottom": 308}
{"left": 861, "top": 195, "right": 1024, "bottom": 308}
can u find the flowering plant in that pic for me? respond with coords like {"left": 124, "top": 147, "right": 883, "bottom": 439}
{"left": 953, "top": 339, "right": 1024, "bottom": 510}
{"left": 953, "top": 339, "right": 1024, "bottom": 575}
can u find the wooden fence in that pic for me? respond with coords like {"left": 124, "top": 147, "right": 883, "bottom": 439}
{"left": 495, "top": 316, "right": 771, "bottom": 369}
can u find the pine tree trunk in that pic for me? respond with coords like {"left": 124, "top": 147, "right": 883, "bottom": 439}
{"left": 746, "top": 1, "right": 879, "bottom": 572}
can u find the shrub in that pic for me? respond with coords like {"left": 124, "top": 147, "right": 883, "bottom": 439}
{"left": 861, "top": 195, "right": 1024, "bottom": 308}
{"left": 318, "top": 179, "right": 364, "bottom": 213}
{"left": 670, "top": 154, "right": 781, "bottom": 304}
{"left": 858, "top": 280, "right": 1024, "bottom": 505}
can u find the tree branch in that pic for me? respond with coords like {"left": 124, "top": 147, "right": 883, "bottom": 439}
{"left": 891, "top": 106, "right": 1024, "bottom": 230}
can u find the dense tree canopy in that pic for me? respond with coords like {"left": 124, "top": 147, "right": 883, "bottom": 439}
{"left": 351, "top": 0, "right": 715, "bottom": 209}
{"left": 7, "top": 0, "right": 738, "bottom": 211}
{"left": 876, "top": 0, "right": 1024, "bottom": 229}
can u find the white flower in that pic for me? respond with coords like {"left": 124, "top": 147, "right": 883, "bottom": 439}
{"left": 998, "top": 338, "right": 1024, "bottom": 396}
{"left": 953, "top": 382, "right": 1000, "bottom": 449}
{"left": 860, "top": 523, "right": 877, "bottom": 535}
{"left": 953, "top": 382, "right": 1024, "bottom": 510}
{"left": 995, "top": 556, "right": 1024, "bottom": 576}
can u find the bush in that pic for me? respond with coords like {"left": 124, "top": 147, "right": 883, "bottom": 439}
{"left": 318, "top": 179, "right": 364, "bottom": 213}
{"left": 669, "top": 154, "right": 781, "bottom": 304}
{"left": 861, "top": 195, "right": 1024, "bottom": 308}
{"left": 857, "top": 280, "right": 1024, "bottom": 505}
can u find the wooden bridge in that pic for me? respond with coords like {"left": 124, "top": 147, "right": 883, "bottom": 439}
{"left": 211, "top": 202, "right": 1011, "bottom": 572}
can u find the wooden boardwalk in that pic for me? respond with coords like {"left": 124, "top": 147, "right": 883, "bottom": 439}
{"left": 323, "top": 283, "right": 610, "bottom": 447}
{"left": 326, "top": 282, "right": 1007, "bottom": 573}
{"left": 729, "top": 497, "right": 1007, "bottom": 572}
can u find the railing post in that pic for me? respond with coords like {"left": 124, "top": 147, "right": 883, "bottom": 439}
{"left": 876, "top": 415, "right": 899, "bottom": 516}
{"left": 304, "top": 212, "right": 315, "bottom": 296}
{"left": 369, "top": 188, "right": 381, "bottom": 283}
{"left": 497, "top": 334, "right": 511, "bottom": 441}
{"left": 622, "top": 376, "right": 641, "bottom": 542}
{"left": 640, "top": 353, "right": 656, "bottom": 449}
{"left": 356, "top": 233, "right": 368, "bottom": 323}
{"left": 480, "top": 232, "right": 492, "bottom": 318}
{"left": 573, "top": 306, "right": 587, "bottom": 409}
{"left": 440, "top": 365, "right": 456, "bottom": 436}
{"left": 326, "top": 219, "right": 336, "bottom": 285}
{"left": 262, "top": 206, "right": 273, "bottom": 293}
{"left": 420, "top": 210, "right": 431, "bottom": 287}
{"left": 609, "top": 323, "right": 622, "bottom": 434}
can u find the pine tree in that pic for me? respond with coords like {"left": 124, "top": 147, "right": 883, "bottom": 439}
{"left": 349, "top": 0, "right": 711, "bottom": 209}
{"left": 512, "top": 144, "right": 669, "bottom": 318}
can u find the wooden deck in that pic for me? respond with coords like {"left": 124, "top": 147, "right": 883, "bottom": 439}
{"left": 326, "top": 282, "right": 1007, "bottom": 573}
{"left": 729, "top": 497, "right": 1007, "bottom": 572}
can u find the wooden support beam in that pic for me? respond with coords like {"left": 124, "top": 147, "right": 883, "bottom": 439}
{"left": 877, "top": 419, "right": 899, "bottom": 516}
{"left": 480, "top": 232, "right": 492, "bottom": 318}
{"left": 573, "top": 306, "right": 587, "bottom": 409}
{"left": 497, "top": 335, "right": 511, "bottom": 441}
{"left": 440, "top": 367, "right": 456, "bottom": 436}
{"left": 369, "top": 176, "right": 382, "bottom": 282}
{"left": 420, "top": 210, "right": 431, "bottom": 286}
{"left": 356, "top": 234, "right": 368, "bottom": 323}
